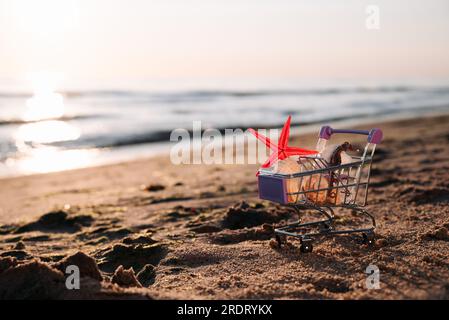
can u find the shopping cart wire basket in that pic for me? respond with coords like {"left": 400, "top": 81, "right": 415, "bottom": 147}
{"left": 257, "top": 126, "right": 383, "bottom": 253}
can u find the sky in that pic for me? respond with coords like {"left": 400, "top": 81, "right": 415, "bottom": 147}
{"left": 0, "top": 0, "right": 449, "bottom": 84}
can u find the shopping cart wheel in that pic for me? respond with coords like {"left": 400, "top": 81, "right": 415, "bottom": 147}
{"left": 300, "top": 239, "right": 313, "bottom": 253}
{"left": 319, "top": 222, "right": 332, "bottom": 233}
{"left": 362, "top": 232, "right": 375, "bottom": 246}
{"left": 275, "top": 234, "right": 286, "bottom": 247}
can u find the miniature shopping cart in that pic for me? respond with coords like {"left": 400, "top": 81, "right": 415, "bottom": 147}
{"left": 257, "top": 126, "right": 383, "bottom": 253}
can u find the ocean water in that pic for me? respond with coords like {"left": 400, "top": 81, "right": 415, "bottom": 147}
{"left": 1, "top": 78, "right": 449, "bottom": 177}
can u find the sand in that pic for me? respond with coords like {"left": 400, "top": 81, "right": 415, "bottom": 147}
{"left": 1, "top": 114, "right": 449, "bottom": 299}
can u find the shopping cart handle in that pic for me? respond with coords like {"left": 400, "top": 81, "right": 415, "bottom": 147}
{"left": 319, "top": 126, "right": 383, "bottom": 144}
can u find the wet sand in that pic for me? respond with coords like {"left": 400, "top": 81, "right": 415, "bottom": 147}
{"left": 1, "top": 114, "right": 449, "bottom": 299}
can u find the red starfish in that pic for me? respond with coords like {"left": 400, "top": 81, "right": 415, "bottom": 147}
{"left": 249, "top": 115, "right": 318, "bottom": 169}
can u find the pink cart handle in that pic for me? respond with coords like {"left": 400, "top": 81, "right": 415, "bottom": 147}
{"left": 319, "top": 126, "right": 383, "bottom": 144}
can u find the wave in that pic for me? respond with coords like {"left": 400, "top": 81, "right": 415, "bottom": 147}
{"left": 9, "top": 85, "right": 449, "bottom": 98}
{"left": 39, "top": 103, "right": 449, "bottom": 150}
{"left": 2, "top": 103, "right": 448, "bottom": 163}
{"left": 2, "top": 86, "right": 449, "bottom": 103}
{"left": 41, "top": 112, "right": 394, "bottom": 149}
{"left": 62, "top": 86, "right": 446, "bottom": 98}
{"left": 0, "top": 114, "right": 105, "bottom": 126}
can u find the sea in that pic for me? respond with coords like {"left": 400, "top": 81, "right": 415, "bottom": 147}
{"left": 1, "top": 77, "right": 449, "bottom": 177}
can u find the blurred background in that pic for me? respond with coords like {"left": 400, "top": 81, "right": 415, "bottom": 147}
{"left": 0, "top": 0, "right": 448, "bottom": 176}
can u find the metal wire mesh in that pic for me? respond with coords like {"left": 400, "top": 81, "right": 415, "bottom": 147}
{"left": 258, "top": 143, "right": 376, "bottom": 207}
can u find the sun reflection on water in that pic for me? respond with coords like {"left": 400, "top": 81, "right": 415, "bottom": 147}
{"left": 7, "top": 71, "right": 92, "bottom": 175}
{"left": 7, "top": 147, "right": 99, "bottom": 175}
{"left": 16, "top": 120, "right": 80, "bottom": 144}
{"left": 24, "top": 72, "right": 66, "bottom": 121}
{"left": 24, "top": 92, "right": 65, "bottom": 121}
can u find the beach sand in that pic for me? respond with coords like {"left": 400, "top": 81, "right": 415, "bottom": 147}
{"left": 1, "top": 114, "right": 448, "bottom": 299}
